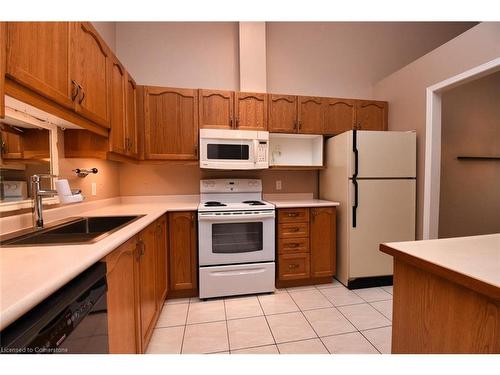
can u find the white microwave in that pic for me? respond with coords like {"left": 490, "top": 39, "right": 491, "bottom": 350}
{"left": 199, "top": 129, "right": 269, "bottom": 170}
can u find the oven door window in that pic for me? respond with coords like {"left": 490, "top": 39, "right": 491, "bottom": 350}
{"left": 207, "top": 144, "right": 250, "bottom": 160}
{"left": 212, "top": 222, "right": 263, "bottom": 253}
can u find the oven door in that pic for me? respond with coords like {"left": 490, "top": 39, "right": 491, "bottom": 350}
{"left": 198, "top": 210, "right": 275, "bottom": 266}
{"left": 200, "top": 138, "right": 256, "bottom": 169}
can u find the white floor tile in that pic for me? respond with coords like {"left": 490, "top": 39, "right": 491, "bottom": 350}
{"left": 165, "top": 297, "right": 190, "bottom": 305}
{"left": 381, "top": 285, "right": 393, "bottom": 295}
{"left": 353, "top": 287, "right": 392, "bottom": 302}
{"left": 146, "top": 326, "right": 184, "bottom": 354}
{"left": 362, "top": 326, "right": 392, "bottom": 354}
{"left": 337, "top": 303, "right": 391, "bottom": 331}
{"left": 315, "top": 279, "right": 344, "bottom": 289}
{"left": 182, "top": 321, "right": 228, "bottom": 354}
{"left": 321, "top": 332, "right": 379, "bottom": 354}
{"left": 156, "top": 303, "right": 189, "bottom": 328}
{"left": 186, "top": 299, "right": 226, "bottom": 324}
{"left": 231, "top": 345, "right": 279, "bottom": 354}
{"left": 303, "top": 307, "right": 357, "bottom": 337}
{"left": 227, "top": 316, "right": 274, "bottom": 350}
{"left": 287, "top": 285, "right": 317, "bottom": 293}
{"left": 258, "top": 292, "right": 299, "bottom": 315}
{"left": 370, "top": 299, "right": 393, "bottom": 320}
{"left": 224, "top": 296, "right": 264, "bottom": 320}
{"left": 289, "top": 289, "right": 333, "bottom": 311}
{"left": 266, "top": 312, "right": 317, "bottom": 343}
{"left": 278, "top": 338, "right": 329, "bottom": 354}
{"left": 319, "top": 286, "right": 365, "bottom": 306}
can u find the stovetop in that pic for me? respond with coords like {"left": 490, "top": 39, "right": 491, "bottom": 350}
{"left": 198, "top": 200, "right": 275, "bottom": 212}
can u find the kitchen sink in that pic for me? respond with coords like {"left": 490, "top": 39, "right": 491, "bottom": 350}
{"left": 0, "top": 215, "right": 144, "bottom": 246}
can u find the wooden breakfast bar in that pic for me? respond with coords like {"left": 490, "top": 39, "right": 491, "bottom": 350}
{"left": 381, "top": 234, "right": 500, "bottom": 354}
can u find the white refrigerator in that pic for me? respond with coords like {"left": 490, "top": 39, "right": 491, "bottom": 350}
{"left": 320, "top": 130, "right": 416, "bottom": 288}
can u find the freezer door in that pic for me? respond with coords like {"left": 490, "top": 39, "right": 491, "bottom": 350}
{"left": 352, "top": 131, "right": 417, "bottom": 178}
{"left": 348, "top": 179, "right": 416, "bottom": 279}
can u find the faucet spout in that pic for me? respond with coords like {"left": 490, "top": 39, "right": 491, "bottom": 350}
{"left": 31, "top": 174, "right": 58, "bottom": 229}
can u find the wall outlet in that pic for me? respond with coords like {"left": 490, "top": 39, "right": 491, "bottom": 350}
{"left": 91, "top": 182, "right": 97, "bottom": 196}
{"left": 276, "top": 180, "right": 282, "bottom": 191}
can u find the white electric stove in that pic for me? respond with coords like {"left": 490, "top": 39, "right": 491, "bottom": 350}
{"left": 198, "top": 179, "right": 276, "bottom": 299}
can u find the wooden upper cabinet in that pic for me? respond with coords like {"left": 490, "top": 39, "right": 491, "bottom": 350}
{"left": 324, "top": 98, "right": 356, "bottom": 135}
{"left": 1, "top": 22, "right": 6, "bottom": 119}
{"left": 109, "top": 56, "right": 127, "bottom": 155}
{"left": 298, "top": 96, "right": 324, "bottom": 134}
{"left": 137, "top": 222, "right": 158, "bottom": 350}
{"left": 169, "top": 211, "right": 197, "bottom": 292}
{"left": 6, "top": 22, "right": 72, "bottom": 109}
{"left": 105, "top": 236, "right": 139, "bottom": 354}
{"left": 199, "top": 89, "right": 234, "bottom": 129}
{"left": 356, "top": 100, "right": 388, "bottom": 131}
{"left": 234, "top": 92, "right": 267, "bottom": 130}
{"left": 70, "top": 22, "right": 110, "bottom": 128}
{"left": 143, "top": 86, "right": 199, "bottom": 160}
{"left": 268, "top": 94, "right": 297, "bottom": 133}
{"left": 1, "top": 128, "right": 23, "bottom": 159}
{"left": 310, "top": 207, "right": 336, "bottom": 278}
{"left": 125, "top": 74, "right": 139, "bottom": 158}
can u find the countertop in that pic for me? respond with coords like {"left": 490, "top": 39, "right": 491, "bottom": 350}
{"left": 0, "top": 196, "right": 199, "bottom": 330}
{"left": 381, "top": 233, "right": 500, "bottom": 298}
{"left": 264, "top": 193, "right": 340, "bottom": 208}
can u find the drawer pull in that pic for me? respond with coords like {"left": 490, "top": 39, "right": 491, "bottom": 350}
{"left": 285, "top": 243, "right": 300, "bottom": 248}
{"left": 288, "top": 263, "right": 299, "bottom": 269}
{"left": 288, "top": 227, "right": 300, "bottom": 232}
{"left": 287, "top": 213, "right": 299, "bottom": 217}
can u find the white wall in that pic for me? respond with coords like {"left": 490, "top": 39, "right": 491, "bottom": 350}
{"left": 115, "top": 22, "right": 240, "bottom": 90}
{"left": 438, "top": 71, "right": 500, "bottom": 238}
{"left": 92, "top": 22, "right": 116, "bottom": 52}
{"left": 372, "top": 22, "right": 500, "bottom": 239}
{"left": 266, "top": 22, "right": 476, "bottom": 98}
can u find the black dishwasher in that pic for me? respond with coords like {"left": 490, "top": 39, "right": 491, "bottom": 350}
{"left": 0, "top": 263, "right": 108, "bottom": 354}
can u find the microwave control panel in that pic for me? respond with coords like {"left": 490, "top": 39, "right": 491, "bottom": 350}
{"left": 256, "top": 141, "right": 268, "bottom": 163}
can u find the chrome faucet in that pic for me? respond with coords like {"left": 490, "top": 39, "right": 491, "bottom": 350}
{"left": 31, "top": 174, "right": 81, "bottom": 229}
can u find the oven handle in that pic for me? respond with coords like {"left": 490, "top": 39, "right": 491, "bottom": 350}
{"left": 210, "top": 268, "right": 267, "bottom": 277}
{"left": 198, "top": 212, "right": 275, "bottom": 221}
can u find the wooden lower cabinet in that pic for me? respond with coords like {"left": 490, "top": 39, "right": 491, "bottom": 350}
{"left": 276, "top": 207, "right": 337, "bottom": 288}
{"left": 0, "top": 22, "right": 5, "bottom": 119}
{"left": 104, "top": 215, "right": 168, "bottom": 354}
{"left": 168, "top": 211, "right": 198, "bottom": 297}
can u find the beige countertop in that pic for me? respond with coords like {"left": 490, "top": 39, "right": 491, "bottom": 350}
{"left": 264, "top": 193, "right": 340, "bottom": 208}
{"left": 381, "top": 233, "right": 500, "bottom": 294}
{"left": 0, "top": 196, "right": 199, "bottom": 331}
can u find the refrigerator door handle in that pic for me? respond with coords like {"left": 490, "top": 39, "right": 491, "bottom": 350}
{"left": 352, "top": 129, "right": 359, "bottom": 178}
{"left": 352, "top": 179, "right": 358, "bottom": 228}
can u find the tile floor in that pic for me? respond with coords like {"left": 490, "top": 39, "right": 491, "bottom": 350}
{"left": 146, "top": 279, "right": 393, "bottom": 354}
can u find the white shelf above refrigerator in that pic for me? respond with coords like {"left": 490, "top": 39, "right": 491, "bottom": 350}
{"left": 269, "top": 133, "right": 323, "bottom": 168}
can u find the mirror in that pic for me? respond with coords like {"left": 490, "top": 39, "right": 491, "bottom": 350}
{"left": 0, "top": 109, "right": 58, "bottom": 209}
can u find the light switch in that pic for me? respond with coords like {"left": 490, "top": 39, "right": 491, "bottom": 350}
{"left": 276, "top": 180, "right": 282, "bottom": 190}
{"left": 91, "top": 182, "right": 97, "bottom": 196}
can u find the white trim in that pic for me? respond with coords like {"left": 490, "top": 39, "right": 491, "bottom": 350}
{"left": 423, "top": 57, "right": 500, "bottom": 239}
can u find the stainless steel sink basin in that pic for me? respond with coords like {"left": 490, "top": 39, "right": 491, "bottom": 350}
{"left": 1, "top": 215, "right": 144, "bottom": 247}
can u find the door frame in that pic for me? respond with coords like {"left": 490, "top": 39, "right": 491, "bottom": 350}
{"left": 423, "top": 57, "right": 500, "bottom": 239}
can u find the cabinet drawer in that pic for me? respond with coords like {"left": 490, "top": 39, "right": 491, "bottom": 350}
{"left": 279, "top": 222, "right": 309, "bottom": 238}
{"left": 278, "top": 253, "right": 310, "bottom": 281}
{"left": 278, "top": 237, "right": 309, "bottom": 254}
{"left": 278, "top": 208, "right": 310, "bottom": 223}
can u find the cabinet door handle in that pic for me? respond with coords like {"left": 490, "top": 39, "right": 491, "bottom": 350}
{"left": 236, "top": 117, "right": 240, "bottom": 128}
{"left": 71, "top": 80, "right": 80, "bottom": 101}
{"left": 298, "top": 120, "right": 302, "bottom": 131}
{"left": 230, "top": 118, "right": 234, "bottom": 128}
{"left": 78, "top": 84, "right": 85, "bottom": 104}
{"left": 194, "top": 144, "right": 198, "bottom": 157}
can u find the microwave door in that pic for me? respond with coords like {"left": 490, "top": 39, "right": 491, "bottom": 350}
{"left": 200, "top": 138, "right": 256, "bottom": 169}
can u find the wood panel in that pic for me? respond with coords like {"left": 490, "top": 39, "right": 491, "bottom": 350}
{"left": 198, "top": 89, "right": 234, "bottom": 129}
{"left": 144, "top": 86, "right": 198, "bottom": 160}
{"left": 20, "top": 128, "right": 50, "bottom": 159}
{"left": 168, "top": 211, "right": 197, "bottom": 292}
{"left": 298, "top": 96, "right": 324, "bottom": 134}
{"left": 0, "top": 22, "right": 6, "bottom": 119}
{"left": 70, "top": 22, "right": 110, "bottom": 128}
{"left": 310, "top": 207, "right": 336, "bottom": 278}
{"left": 324, "top": 98, "right": 356, "bottom": 135}
{"left": 278, "top": 208, "right": 310, "bottom": 223}
{"left": 356, "top": 100, "right": 388, "bottom": 131}
{"left": 63, "top": 129, "right": 108, "bottom": 159}
{"left": 234, "top": 91, "right": 267, "bottom": 130}
{"left": 109, "top": 56, "right": 127, "bottom": 155}
{"left": 137, "top": 221, "right": 158, "bottom": 350}
{"left": 155, "top": 215, "right": 168, "bottom": 306}
{"left": 279, "top": 222, "right": 309, "bottom": 238}
{"left": 125, "top": 74, "right": 139, "bottom": 158}
{"left": 268, "top": 94, "right": 297, "bottom": 133}
{"left": 278, "top": 237, "right": 309, "bottom": 255}
{"left": 392, "top": 259, "right": 499, "bottom": 354}
{"left": 105, "top": 236, "right": 139, "bottom": 354}
{"left": 6, "top": 22, "right": 72, "bottom": 109}
{"left": 278, "top": 253, "right": 310, "bottom": 281}
{"left": 1, "top": 127, "right": 23, "bottom": 159}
